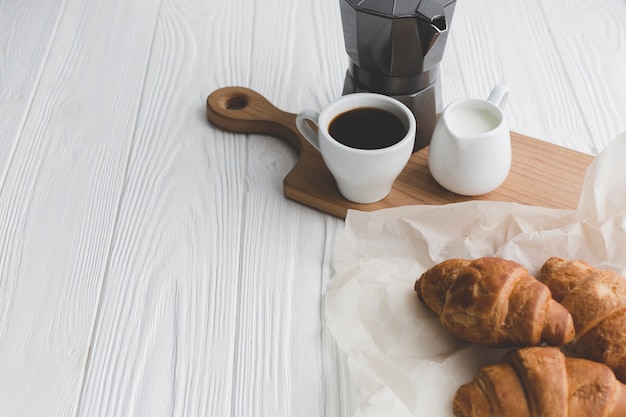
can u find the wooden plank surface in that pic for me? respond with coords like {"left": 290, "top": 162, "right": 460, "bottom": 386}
{"left": 74, "top": 1, "right": 342, "bottom": 417}
{"left": 0, "top": 0, "right": 162, "bottom": 415}
{"left": 0, "top": 0, "right": 66, "bottom": 169}
{"left": 1, "top": 0, "right": 626, "bottom": 417}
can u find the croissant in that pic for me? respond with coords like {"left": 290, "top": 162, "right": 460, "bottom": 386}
{"left": 414, "top": 257, "right": 575, "bottom": 347}
{"left": 453, "top": 346, "right": 626, "bottom": 417}
{"left": 538, "top": 257, "right": 626, "bottom": 382}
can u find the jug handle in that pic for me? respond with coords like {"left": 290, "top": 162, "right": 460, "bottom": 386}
{"left": 487, "top": 85, "right": 509, "bottom": 109}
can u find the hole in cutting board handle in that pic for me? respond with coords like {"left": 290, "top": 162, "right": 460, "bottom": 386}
{"left": 224, "top": 94, "right": 248, "bottom": 111}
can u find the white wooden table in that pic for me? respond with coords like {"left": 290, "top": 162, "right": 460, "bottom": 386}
{"left": 1, "top": 0, "right": 625, "bottom": 416}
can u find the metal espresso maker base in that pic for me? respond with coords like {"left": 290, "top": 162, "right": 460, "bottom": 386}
{"left": 342, "top": 70, "right": 441, "bottom": 152}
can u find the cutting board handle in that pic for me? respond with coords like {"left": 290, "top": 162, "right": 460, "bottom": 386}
{"left": 206, "top": 86, "right": 305, "bottom": 154}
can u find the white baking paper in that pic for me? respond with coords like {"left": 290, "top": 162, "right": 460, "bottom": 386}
{"left": 325, "top": 131, "right": 626, "bottom": 417}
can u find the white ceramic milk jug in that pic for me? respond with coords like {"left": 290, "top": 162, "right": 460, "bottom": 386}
{"left": 428, "top": 85, "right": 511, "bottom": 196}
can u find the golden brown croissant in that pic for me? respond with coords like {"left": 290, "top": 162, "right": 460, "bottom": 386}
{"left": 453, "top": 346, "right": 626, "bottom": 417}
{"left": 538, "top": 257, "right": 626, "bottom": 382}
{"left": 415, "top": 257, "right": 575, "bottom": 347}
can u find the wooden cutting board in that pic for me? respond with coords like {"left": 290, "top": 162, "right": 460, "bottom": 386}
{"left": 206, "top": 86, "right": 594, "bottom": 219}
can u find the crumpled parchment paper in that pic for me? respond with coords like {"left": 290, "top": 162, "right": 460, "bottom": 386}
{"left": 325, "top": 131, "right": 626, "bottom": 417}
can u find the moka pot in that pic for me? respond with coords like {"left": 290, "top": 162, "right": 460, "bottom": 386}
{"left": 339, "top": 0, "right": 457, "bottom": 151}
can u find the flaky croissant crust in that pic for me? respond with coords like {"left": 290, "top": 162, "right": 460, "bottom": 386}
{"left": 453, "top": 346, "right": 626, "bottom": 417}
{"left": 539, "top": 257, "right": 626, "bottom": 383}
{"left": 415, "top": 257, "right": 575, "bottom": 347}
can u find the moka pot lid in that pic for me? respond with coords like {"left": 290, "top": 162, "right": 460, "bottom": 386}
{"left": 344, "top": 0, "right": 455, "bottom": 20}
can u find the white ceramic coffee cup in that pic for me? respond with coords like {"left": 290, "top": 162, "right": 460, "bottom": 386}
{"left": 428, "top": 85, "right": 511, "bottom": 196}
{"left": 295, "top": 93, "right": 416, "bottom": 204}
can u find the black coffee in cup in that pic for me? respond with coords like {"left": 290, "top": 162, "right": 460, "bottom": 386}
{"left": 328, "top": 107, "right": 407, "bottom": 150}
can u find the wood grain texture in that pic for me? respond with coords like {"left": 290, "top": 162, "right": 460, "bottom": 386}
{"left": 0, "top": 0, "right": 66, "bottom": 171}
{"left": 76, "top": 1, "right": 245, "bottom": 415}
{"left": 75, "top": 0, "right": 344, "bottom": 417}
{"left": 0, "top": 0, "right": 625, "bottom": 417}
{"left": 0, "top": 0, "right": 160, "bottom": 415}
{"left": 539, "top": 0, "right": 626, "bottom": 153}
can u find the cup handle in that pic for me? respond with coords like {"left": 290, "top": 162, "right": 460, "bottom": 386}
{"left": 296, "top": 110, "right": 321, "bottom": 152}
{"left": 487, "top": 85, "right": 509, "bottom": 110}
